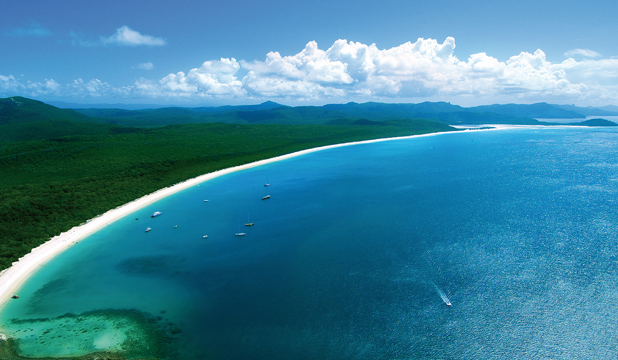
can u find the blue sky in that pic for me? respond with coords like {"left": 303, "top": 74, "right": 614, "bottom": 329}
{"left": 2, "top": 0, "right": 617, "bottom": 107}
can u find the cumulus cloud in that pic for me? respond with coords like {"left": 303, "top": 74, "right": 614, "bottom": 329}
{"left": 4, "top": 37, "right": 618, "bottom": 106}
{"left": 150, "top": 38, "right": 618, "bottom": 105}
{"left": 0, "top": 75, "right": 131, "bottom": 100}
{"left": 0, "top": 75, "right": 60, "bottom": 96}
{"left": 101, "top": 26, "right": 166, "bottom": 47}
{"left": 155, "top": 58, "right": 245, "bottom": 98}
{"left": 233, "top": 37, "right": 590, "bottom": 102}
{"left": 565, "top": 48, "right": 602, "bottom": 58}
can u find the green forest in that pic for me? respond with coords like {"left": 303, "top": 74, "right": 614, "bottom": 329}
{"left": 0, "top": 97, "right": 456, "bottom": 271}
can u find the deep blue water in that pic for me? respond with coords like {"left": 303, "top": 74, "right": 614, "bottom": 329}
{"left": 1, "top": 127, "right": 618, "bottom": 359}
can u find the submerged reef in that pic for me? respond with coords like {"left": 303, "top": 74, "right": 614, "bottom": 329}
{"left": 0, "top": 309, "right": 180, "bottom": 359}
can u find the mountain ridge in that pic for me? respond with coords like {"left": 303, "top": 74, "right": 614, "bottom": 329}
{"left": 2, "top": 96, "right": 617, "bottom": 142}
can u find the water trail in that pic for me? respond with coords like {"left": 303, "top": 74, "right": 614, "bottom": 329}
{"left": 425, "top": 249, "right": 452, "bottom": 306}
{"left": 433, "top": 282, "right": 452, "bottom": 306}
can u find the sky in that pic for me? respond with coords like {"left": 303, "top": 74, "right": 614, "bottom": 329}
{"left": 1, "top": 0, "right": 618, "bottom": 107}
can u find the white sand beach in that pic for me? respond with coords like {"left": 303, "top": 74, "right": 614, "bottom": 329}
{"left": 0, "top": 127, "right": 513, "bottom": 310}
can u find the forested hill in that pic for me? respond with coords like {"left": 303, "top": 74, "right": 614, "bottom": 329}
{"left": 74, "top": 100, "right": 618, "bottom": 127}
{"left": 0, "top": 96, "right": 128, "bottom": 141}
{"left": 76, "top": 101, "right": 540, "bottom": 126}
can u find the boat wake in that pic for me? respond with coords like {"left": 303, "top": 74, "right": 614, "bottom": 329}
{"left": 424, "top": 250, "right": 453, "bottom": 307}
{"left": 433, "top": 283, "right": 452, "bottom": 306}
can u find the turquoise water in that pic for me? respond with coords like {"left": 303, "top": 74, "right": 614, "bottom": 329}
{"left": 1, "top": 127, "right": 618, "bottom": 359}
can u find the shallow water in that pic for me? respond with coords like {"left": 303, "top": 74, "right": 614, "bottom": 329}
{"left": 1, "top": 127, "right": 618, "bottom": 359}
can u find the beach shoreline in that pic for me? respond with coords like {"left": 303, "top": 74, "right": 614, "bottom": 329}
{"left": 0, "top": 125, "right": 518, "bottom": 311}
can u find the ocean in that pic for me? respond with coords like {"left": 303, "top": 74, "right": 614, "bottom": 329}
{"left": 1, "top": 126, "right": 617, "bottom": 359}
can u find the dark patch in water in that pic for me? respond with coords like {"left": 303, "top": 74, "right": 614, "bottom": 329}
{"left": 116, "top": 255, "right": 186, "bottom": 277}
{"left": 28, "top": 279, "right": 71, "bottom": 310}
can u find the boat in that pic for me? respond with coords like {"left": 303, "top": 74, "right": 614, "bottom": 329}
{"left": 203, "top": 200, "right": 209, "bottom": 202}
{"left": 151, "top": 211, "right": 162, "bottom": 218}
{"left": 145, "top": 227, "right": 152, "bottom": 232}
{"left": 11, "top": 295, "right": 18, "bottom": 299}
{"left": 202, "top": 235, "right": 208, "bottom": 239}
{"left": 264, "top": 183, "right": 271, "bottom": 187}
{"left": 261, "top": 195, "right": 270, "bottom": 200}
{"left": 245, "top": 222, "right": 255, "bottom": 226}
{"left": 445, "top": 301, "right": 452, "bottom": 307}
{"left": 173, "top": 225, "right": 178, "bottom": 228}
{"left": 235, "top": 232, "right": 246, "bottom": 236}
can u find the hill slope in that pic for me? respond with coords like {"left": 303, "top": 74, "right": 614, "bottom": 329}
{"left": 0, "top": 96, "right": 123, "bottom": 141}
{"left": 471, "top": 103, "right": 586, "bottom": 119}
{"left": 74, "top": 101, "right": 542, "bottom": 127}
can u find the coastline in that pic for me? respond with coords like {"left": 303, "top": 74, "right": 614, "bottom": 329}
{"left": 0, "top": 126, "right": 510, "bottom": 311}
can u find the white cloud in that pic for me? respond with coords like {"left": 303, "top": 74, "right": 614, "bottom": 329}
{"left": 158, "top": 38, "right": 618, "bottom": 105}
{"left": 4, "top": 37, "right": 618, "bottom": 106}
{"left": 101, "top": 26, "right": 166, "bottom": 47}
{"left": 0, "top": 75, "right": 60, "bottom": 95}
{"left": 565, "top": 48, "right": 602, "bottom": 58}
{"left": 235, "top": 37, "right": 589, "bottom": 101}
{"left": 67, "top": 78, "right": 112, "bottom": 97}
{"left": 154, "top": 58, "right": 245, "bottom": 98}
{"left": 136, "top": 62, "right": 154, "bottom": 70}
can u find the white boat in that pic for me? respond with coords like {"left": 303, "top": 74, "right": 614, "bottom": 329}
{"left": 204, "top": 200, "right": 209, "bottom": 202}
{"left": 445, "top": 300, "right": 452, "bottom": 306}
{"left": 235, "top": 232, "right": 246, "bottom": 236}
{"left": 264, "top": 183, "right": 271, "bottom": 187}
{"left": 145, "top": 227, "right": 152, "bottom": 232}
{"left": 151, "top": 211, "right": 162, "bottom": 218}
{"left": 202, "top": 235, "right": 208, "bottom": 239}
{"left": 261, "top": 195, "right": 270, "bottom": 200}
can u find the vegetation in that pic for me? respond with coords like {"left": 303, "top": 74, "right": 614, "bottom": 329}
{"left": 0, "top": 98, "right": 455, "bottom": 271}
{"left": 76, "top": 101, "right": 544, "bottom": 126}
{"left": 3, "top": 95, "right": 615, "bottom": 272}
{"left": 470, "top": 102, "right": 586, "bottom": 119}
{"left": 74, "top": 101, "right": 618, "bottom": 127}
{"left": 576, "top": 118, "right": 618, "bottom": 127}
{"left": 0, "top": 97, "right": 119, "bottom": 141}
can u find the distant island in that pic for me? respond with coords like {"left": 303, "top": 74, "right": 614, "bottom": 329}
{"left": 573, "top": 118, "right": 618, "bottom": 127}
{"left": 0, "top": 96, "right": 616, "bottom": 274}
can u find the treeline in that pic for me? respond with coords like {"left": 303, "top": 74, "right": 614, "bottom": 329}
{"left": 0, "top": 121, "right": 454, "bottom": 270}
